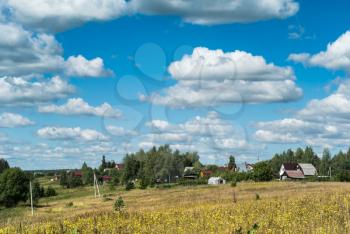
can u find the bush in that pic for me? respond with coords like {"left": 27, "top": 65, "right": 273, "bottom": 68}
{"left": 125, "top": 181, "right": 135, "bottom": 191}
{"left": 0, "top": 168, "right": 29, "bottom": 207}
{"left": 114, "top": 197, "right": 125, "bottom": 211}
{"left": 45, "top": 186, "right": 57, "bottom": 197}
{"left": 255, "top": 193, "right": 260, "bottom": 200}
{"left": 139, "top": 179, "right": 148, "bottom": 190}
{"left": 252, "top": 162, "right": 273, "bottom": 182}
{"left": 231, "top": 181, "right": 237, "bottom": 187}
{"left": 65, "top": 202, "right": 73, "bottom": 207}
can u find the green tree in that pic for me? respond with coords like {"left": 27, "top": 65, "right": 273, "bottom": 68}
{"left": 0, "top": 158, "right": 9, "bottom": 174}
{"left": 320, "top": 148, "right": 331, "bottom": 176}
{"left": 32, "top": 181, "right": 44, "bottom": 205}
{"left": 228, "top": 155, "right": 237, "bottom": 171}
{"left": 99, "top": 155, "right": 107, "bottom": 172}
{"left": 81, "top": 162, "right": 94, "bottom": 185}
{"left": 252, "top": 161, "right": 273, "bottom": 182}
{"left": 0, "top": 168, "right": 29, "bottom": 207}
{"left": 45, "top": 186, "right": 57, "bottom": 197}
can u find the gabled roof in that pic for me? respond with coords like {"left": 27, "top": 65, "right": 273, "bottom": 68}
{"left": 282, "top": 163, "right": 299, "bottom": 170}
{"left": 284, "top": 170, "right": 305, "bottom": 179}
{"left": 299, "top": 163, "right": 317, "bottom": 176}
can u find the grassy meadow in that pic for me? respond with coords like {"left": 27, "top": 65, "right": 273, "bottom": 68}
{"left": 1, "top": 178, "right": 350, "bottom": 233}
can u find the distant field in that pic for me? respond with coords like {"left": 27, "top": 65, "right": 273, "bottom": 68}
{"left": 1, "top": 179, "right": 350, "bottom": 233}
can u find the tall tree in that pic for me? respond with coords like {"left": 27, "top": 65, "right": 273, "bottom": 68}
{"left": 0, "top": 158, "right": 9, "bottom": 174}
{"left": 320, "top": 148, "right": 331, "bottom": 176}
{"left": 228, "top": 155, "right": 237, "bottom": 171}
{"left": 0, "top": 168, "right": 29, "bottom": 207}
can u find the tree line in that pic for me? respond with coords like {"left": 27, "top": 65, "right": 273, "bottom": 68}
{"left": 0, "top": 159, "right": 56, "bottom": 208}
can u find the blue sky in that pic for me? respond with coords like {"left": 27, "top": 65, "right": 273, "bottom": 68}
{"left": 1, "top": 0, "right": 350, "bottom": 169}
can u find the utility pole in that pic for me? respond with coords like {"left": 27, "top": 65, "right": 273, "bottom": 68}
{"left": 29, "top": 181, "right": 34, "bottom": 216}
{"left": 329, "top": 166, "right": 332, "bottom": 179}
{"left": 94, "top": 173, "right": 100, "bottom": 198}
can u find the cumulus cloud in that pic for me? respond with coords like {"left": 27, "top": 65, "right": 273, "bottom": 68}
{"left": 39, "top": 98, "right": 122, "bottom": 118}
{"left": 298, "top": 80, "right": 350, "bottom": 122}
{"left": 0, "top": 76, "right": 75, "bottom": 106}
{"left": 37, "top": 127, "right": 108, "bottom": 141}
{"left": 254, "top": 80, "right": 350, "bottom": 148}
{"left": 288, "top": 31, "right": 350, "bottom": 72}
{"left": 65, "top": 55, "right": 114, "bottom": 77}
{"left": 105, "top": 126, "right": 137, "bottom": 137}
{"left": 0, "top": 22, "right": 113, "bottom": 77}
{"left": 0, "top": 141, "right": 120, "bottom": 169}
{"left": 3, "top": 0, "right": 128, "bottom": 32}
{"left": 0, "top": 22, "right": 64, "bottom": 76}
{"left": 129, "top": 0, "right": 299, "bottom": 25}
{"left": 0, "top": 112, "right": 33, "bottom": 128}
{"left": 144, "top": 111, "right": 254, "bottom": 153}
{"left": 142, "top": 47, "right": 302, "bottom": 107}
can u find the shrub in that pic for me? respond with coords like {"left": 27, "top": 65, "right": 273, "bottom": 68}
{"left": 139, "top": 179, "right": 148, "bottom": 190}
{"left": 255, "top": 193, "right": 260, "bottom": 200}
{"left": 178, "top": 178, "right": 207, "bottom": 186}
{"left": 114, "top": 197, "right": 125, "bottom": 211}
{"left": 125, "top": 181, "right": 135, "bottom": 191}
{"left": 252, "top": 162, "right": 273, "bottom": 182}
{"left": 231, "top": 181, "right": 237, "bottom": 187}
{"left": 65, "top": 202, "right": 73, "bottom": 207}
{"left": 45, "top": 186, "right": 57, "bottom": 197}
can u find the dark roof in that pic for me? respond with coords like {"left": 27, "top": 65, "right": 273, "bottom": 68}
{"left": 102, "top": 176, "right": 112, "bottom": 181}
{"left": 282, "top": 163, "right": 299, "bottom": 170}
{"left": 72, "top": 171, "right": 83, "bottom": 177}
{"left": 284, "top": 170, "right": 305, "bottom": 179}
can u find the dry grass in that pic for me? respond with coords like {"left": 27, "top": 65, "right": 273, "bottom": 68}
{"left": 1, "top": 181, "right": 350, "bottom": 233}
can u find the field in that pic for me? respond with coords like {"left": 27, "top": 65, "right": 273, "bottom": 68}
{"left": 1, "top": 179, "right": 350, "bottom": 233}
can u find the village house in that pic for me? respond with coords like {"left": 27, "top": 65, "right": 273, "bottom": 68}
{"left": 183, "top": 167, "right": 198, "bottom": 179}
{"left": 115, "top": 163, "right": 124, "bottom": 170}
{"left": 245, "top": 162, "right": 254, "bottom": 172}
{"left": 279, "top": 163, "right": 317, "bottom": 180}
{"left": 200, "top": 170, "right": 213, "bottom": 178}
{"left": 298, "top": 163, "right": 317, "bottom": 177}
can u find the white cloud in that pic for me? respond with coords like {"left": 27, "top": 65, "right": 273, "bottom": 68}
{"left": 0, "top": 22, "right": 112, "bottom": 77}
{"left": 143, "top": 111, "right": 255, "bottom": 157}
{"left": 255, "top": 130, "right": 299, "bottom": 144}
{"left": 39, "top": 98, "right": 122, "bottom": 118}
{"left": 0, "top": 141, "right": 121, "bottom": 169}
{"left": 37, "top": 127, "right": 108, "bottom": 141}
{"left": 298, "top": 80, "right": 350, "bottom": 122}
{"left": 65, "top": 55, "right": 114, "bottom": 77}
{"left": 254, "top": 81, "right": 350, "bottom": 147}
{"left": 0, "top": 22, "right": 64, "bottom": 76}
{"left": 289, "top": 31, "right": 350, "bottom": 72}
{"left": 3, "top": 0, "right": 128, "bottom": 32}
{"left": 0, "top": 76, "right": 75, "bottom": 106}
{"left": 143, "top": 47, "right": 302, "bottom": 107}
{"left": 0, "top": 112, "right": 34, "bottom": 128}
{"left": 130, "top": 0, "right": 299, "bottom": 25}
{"left": 105, "top": 125, "right": 137, "bottom": 136}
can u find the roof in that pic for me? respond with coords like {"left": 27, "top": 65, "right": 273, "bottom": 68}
{"left": 201, "top": 170, "right": 213, "bottom": 176}
{"left": 298, "top": 163, "right": 317, "bottom": 176}
{"left": 284, "top": 170, "right": 305, "bottom": 179}
{"left": 115, "top": 164, "right": 124, "bottom": 170}
{"left": 282, "top": 163, "right": 299, "bottom": 170}
{"left": 102, "top": 175, "right": 112, "bottom": 181}
{"left": 184, "top": 167, "right": 194, "bottom": 172}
